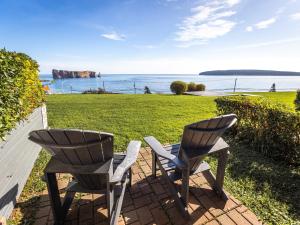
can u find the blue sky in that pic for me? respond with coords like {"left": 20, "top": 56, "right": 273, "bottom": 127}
{"left": 0, "top": 0, "right": 300, "bottom": 74}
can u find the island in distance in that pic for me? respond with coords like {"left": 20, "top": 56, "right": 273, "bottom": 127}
{"left": 199, "top": 69, "right": 300, "bottom": 76}
{"left": 52, "top": 69, "right": 101, "bottom": 79}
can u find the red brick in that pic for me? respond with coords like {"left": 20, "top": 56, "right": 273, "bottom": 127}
{"left": 136, "top": 206, "right": 153, "bottom": 225}
{"left": 205, "top": 220, "right": 220, "bottom": 225}
{"left": 227, "top": 209, "right": 251, "bottom": 225}
{"left": 133, "top": 195, "right": 151, "bottom": 208}
{"left": 123, "top": 210, "right": 138, "bottom": 224}
{"left": 217, "top": 214, "right": 235, "bottom": 225}
{"left": 242, "top": 210, "right": 262, "bottom": 225}
{"left": 151, "top": 207, "right": 169, "bottom": 225}
{"left": 151, "top": 182, "right": 165, "bottom": 195}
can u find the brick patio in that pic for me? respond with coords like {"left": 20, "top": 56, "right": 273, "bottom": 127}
{"left": 33, "top": 148, "right": 262, "bottom": 225}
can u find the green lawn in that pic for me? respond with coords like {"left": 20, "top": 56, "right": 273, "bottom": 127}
{"left": 9, "top": 92, "right": 299, "bottom": 225}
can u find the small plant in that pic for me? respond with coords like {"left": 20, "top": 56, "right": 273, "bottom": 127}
{"left": 144, "top": 86, "right": 152, "bottom": 94}
{"left": 170, "top": 81, "right": 187, "bottom": 95}
{"left": 187, "top": 82, "right": 197, "bottom": 91}
{"left": 295, "top": 89, "right": 300, "bottom": 111}
{"left": 195, "top": 83, "right": 206, "bottom": 91}
{"left": 269, "top": 83, "right": 276, "bottom": 92}
{"left": 82, "top": 88, "right": 108, "bottom": 94}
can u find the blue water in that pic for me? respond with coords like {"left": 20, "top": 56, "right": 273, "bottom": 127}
{"left": 40, "top": 74, "right": 300, "bottom": 94}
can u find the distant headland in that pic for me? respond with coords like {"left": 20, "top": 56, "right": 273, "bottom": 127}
{"left": 52, "top": 69, "right": 100, "bottom": 79}
{"left": 199, "top": 69, "right": 300, "bottom": 76}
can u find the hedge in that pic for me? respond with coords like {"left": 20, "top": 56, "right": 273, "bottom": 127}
{"left": 0, "top": 49, "right": 45, "bottom": 139}
{"left": 215, "top": 96, "right": 300, "bottom": 165}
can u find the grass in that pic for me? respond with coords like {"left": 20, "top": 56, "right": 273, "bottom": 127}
{"left": 9, "top": 91, "right": 299, "bottom": 225}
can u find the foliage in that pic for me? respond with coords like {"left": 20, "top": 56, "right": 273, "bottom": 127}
{"left": 82, "top": 88, "right": 109, "bottom": 94}
{"left": 187, "top": 82, "right": 206, "bottom": 92}
{"left": 295, "top": 89, "right": 300, "bottom": 111}
{"left": 11, "top": 93, "right": 299, "bottom": 225}
{"left": 0, "top": 49, "right": 44, "bottom": 139}
{"left": 144, "top": 86, "right": 152, "bottom": 94}
{"left": 187, "top": 82, "right": 197, "bottom": 91}
{"left": 195, "top": 83, "right": 206, "bottom": 91}
{"left": 170, "top": 81, "right": 187, "bottom": 95}
{"left": 215, "top": 96, "right": 300, "bottom": 165}
{"left": 269, "top": 83, "right": 276, "bottom": 92}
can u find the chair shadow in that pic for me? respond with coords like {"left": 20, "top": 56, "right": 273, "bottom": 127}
{"left": 0, "top": 184, "right": 19, "bottom": 218}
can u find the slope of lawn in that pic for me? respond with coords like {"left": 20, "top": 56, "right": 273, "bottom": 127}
{"left": 9, "top": 92, "right": 299, "bottom": 225}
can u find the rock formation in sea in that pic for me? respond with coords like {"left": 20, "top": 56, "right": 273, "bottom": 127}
{"left": 52, "top": 69, "right": 96, "bottom": 79}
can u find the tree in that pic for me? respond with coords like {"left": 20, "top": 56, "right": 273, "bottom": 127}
{"left": 144, "top": 86, "right": 152, "bottom": 94}
{"left": 269, "top": 83, "right": 276, "bottom": 92}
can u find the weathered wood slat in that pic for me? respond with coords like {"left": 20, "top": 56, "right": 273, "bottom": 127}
{"left": 0, "top": 106, "right": 46, "bottom": 219}
{"left": 29, "top": 128, "right": 141, "bottom": 225}
{"left": 145, "top": 114, "right": 237, "bottom": 217}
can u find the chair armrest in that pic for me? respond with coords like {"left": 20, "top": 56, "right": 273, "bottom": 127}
{"left": 144, "top": 136, "right": 186, "bottom": 169}
{"left": 110, "top": 140, "right": 141, "bottom": 184}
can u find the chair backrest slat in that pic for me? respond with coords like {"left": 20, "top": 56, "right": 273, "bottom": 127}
{"left": 28, "top": 129, "right": 114, "bottom": 190}
{"left": 179, "top": 114, "right": 237, "bottom": 172}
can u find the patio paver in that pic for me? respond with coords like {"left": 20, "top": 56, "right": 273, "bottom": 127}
{"left": 31, "top": 148, "right": 262, "bottom": 225}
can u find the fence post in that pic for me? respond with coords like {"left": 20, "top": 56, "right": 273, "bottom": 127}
{"left": 233, "top": 78, "right": 237, "bottom": 92}
{"left": 134, "top": 81, "right": 136, "bottom": 94}
{"left": 103, "top": 81, "right": 105, "bottom": 91}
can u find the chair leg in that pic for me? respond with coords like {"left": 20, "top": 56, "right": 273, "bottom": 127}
{"left": 181, "top": 168, "right": 189, "bottom": 206}
{"left": 45, "top": 172, "right": 64, "bottom": 225}
{"left": 215, "top": 149, "right": 230, "bottom": 199}
{"left": 152, "top": 151, "right": 157, "bottom": 178}
{"left": 107, "top": 183, "right": 114, "bottom": 221}
{"left": 128, "top": 169, "right": 132, "bottom": 187}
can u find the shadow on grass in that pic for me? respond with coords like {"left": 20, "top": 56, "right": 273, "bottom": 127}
{"left": 225, "top": 138, "right": 300, "bottom": 222}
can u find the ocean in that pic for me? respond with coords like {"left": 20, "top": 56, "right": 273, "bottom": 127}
{"left": 40, "top": 74, "right": 300, "bottom": 94}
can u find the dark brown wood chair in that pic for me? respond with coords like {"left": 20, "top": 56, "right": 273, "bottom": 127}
{"left": 144, "top": 114, "right": 237, "bottom": 217}
{"left": 29, "top": 129, "right": 141, "bottom": 225}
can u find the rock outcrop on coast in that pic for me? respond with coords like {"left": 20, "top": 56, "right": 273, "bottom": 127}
{"left": 52, "top": 69, "right": 96, "bottom": 79}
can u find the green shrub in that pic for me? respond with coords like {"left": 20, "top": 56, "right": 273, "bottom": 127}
{"left": 0, "top": 49, "right": 44, "bottom": 139}
{"left": 187, "top": 82, "right": 197, "bottom": 91}
{"left": 295, "top": 89, "right": 300, "bottom": 111}
{"left": 195, "top": 83, "right": 206, "bottom": 91}
{"left": 215, "top": 96, "right": 300, "bottom": 165}
{"left": 170, "top": 81, "right": 187, "bottom": 95}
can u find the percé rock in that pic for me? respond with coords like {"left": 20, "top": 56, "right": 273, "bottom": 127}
{"left": 52, "top": 69, "right": 96, "bottom": 79}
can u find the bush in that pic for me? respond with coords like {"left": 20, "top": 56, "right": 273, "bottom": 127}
{"left": 82, "top": 88, "right": 108, "bottom": 94}
{"left": 295, "top": 89, "right": 300, "bottom": 111}
{"left": 144, "top": 86, "right": 152, "bottom": 94}
{"left": 195, "top": 83, "right": 206, "bottom": 91}
{"left": 0, "top": 49, "right": 44, "bottom": 139}
{"left": 170, "top": 81, "right": 187, "bottom": 95}
{"left": 215, "top": 96, "right": 300, "bottom": 165}
{"left": 187, "top": 82, "right": 197, "bottom": 91}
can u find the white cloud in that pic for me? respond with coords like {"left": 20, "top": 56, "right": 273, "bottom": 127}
{"left": 101, "top": 32, "right": 126, "bottom": 41}
{"left": 226, "top": 37, "right": 300, "bottom": 50}
{"left": 254, "top": 17, "right": 277, "bottom": 29}
{"left": 176, "top": 0, "right": 239, "bottom": 46}
{"left": 246, "top": 26, "right": 253, "bottom": 32}
{"left": 290, "top": 12, "right": 300, "bottom": 20}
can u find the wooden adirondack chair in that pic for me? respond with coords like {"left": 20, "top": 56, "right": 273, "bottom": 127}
{"left": 144, "top": 114, "right": 237, "bottom": 217}
{"left": 28, "top": 129, "right": 141, "bottom": 225}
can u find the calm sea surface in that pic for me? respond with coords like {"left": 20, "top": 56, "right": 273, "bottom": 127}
{"left": 40, "top": 74, "right": 300, "bottom": 94}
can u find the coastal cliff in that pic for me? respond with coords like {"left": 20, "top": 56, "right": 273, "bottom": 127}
{"left": 52, "top": 69, "right": 96, "bottom": 79}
